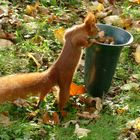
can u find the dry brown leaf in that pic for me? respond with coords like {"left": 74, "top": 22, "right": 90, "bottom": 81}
{"left": 52, "top": 112, "right": 60, "bottom": 124}
{"left": 77, "top": 112, "right": 100, "bottom": 119}
{"left": 129, "top": 132, "right": 138, "bottom": 140}
{"left": 94, "top": 97, "right": 102, "bottom": 113}
{"left": 122, "top": 18, "right": 133, "bottom": 29}
{"left": 0, "top": 39, "right": 13, "bottom": 48}
{"left": 120, "top": 82, "right": 139, "bottom": 91}
{"left": 42, "top": 112, "right": 51, "bottom": 124}
{"left": 96, "top": 11, "right": 108, "bottom": 19}
{"left": 129, "top": 0, "right": 140, "bottom": 4}
{"left": 13, "top": 98, "right": 30, "bottom": 108}
{"left": 28, "top": 111, "right": 38, "bottom": 120}
{"left": 104, "top": 15, "right": 123, "bottom": 26}
{"left": 74, "top": 124, "right": 91, "bottom": 139}
{"left": 23, "top": 15, "right": 34, "bottom": 23}
{"left": 54, "top": 27, "right": 65, "bottom": 44}
{"left": 63, "top": 120, "right": 78, "bottom": 128}
{"left": 42, "top": 112, "right": 60, "bottom": 125}
{"left": 134, "top": 45, "right": 140, "bottom": 63}
{"left": 47, "top": 14, "right": 58, "bottom": 24}
{"left": 0, "top": 32, "right": 15, "bottom": 40}
{"left": 38, "top": 6, "right": 49, "bottom": 15}
{"left": 0, "top": 114, "right": 11, "bottom": 126}
{"left": 0, "top": 9, "right": 4, "bottom": 16}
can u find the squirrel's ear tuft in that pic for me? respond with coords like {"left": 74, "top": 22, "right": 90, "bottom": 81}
{"left": 84, "top": 12, "right": 96, "bottom": 27}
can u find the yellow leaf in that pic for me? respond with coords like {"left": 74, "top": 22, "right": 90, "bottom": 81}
{"left": 96, "top": 3, "right": 104, "bottom": 12}
{"left": 116, "top": 105, "right": 129, "bottom": 114}
{"left": 134, "top": 45, "right": 140, "bottom": 63}
{"left": 133, "top": 117, "right": 140, "bottom": 130}
{"left": 27, "top": 53, "right": 41, "bottom": 70}
{"left": 136, "top": 123, "right": 140, "bottom": 130}
{"left": 54, "top": 27, "right": 65, "bottom": 44}
{"left": 91, "top": 2, "right": 104, "bottom": 12}
{"left": 25, "top": 1, "right": 39, "bottom": 16}
{"left": 116, "top": 108, "right": 125, "bottom": 114}
{"left": 129, "top": 0, "right": 140, "bottom": 4}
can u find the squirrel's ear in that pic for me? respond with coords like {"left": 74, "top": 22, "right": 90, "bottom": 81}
{"left": 84, "top": 12, "right": 96, "bottom": 27}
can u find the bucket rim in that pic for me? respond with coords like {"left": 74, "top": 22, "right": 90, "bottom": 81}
{"left": 95, "top": 23, "right": 134, "bottom": 47}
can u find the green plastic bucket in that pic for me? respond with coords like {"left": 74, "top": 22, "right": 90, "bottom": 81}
{"left": 84, "top": 24, "right": 133, "bottom": 97}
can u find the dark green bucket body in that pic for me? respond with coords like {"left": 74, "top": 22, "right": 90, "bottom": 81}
{"left": 84, "top": 24, "right": 133, "bottom": 97}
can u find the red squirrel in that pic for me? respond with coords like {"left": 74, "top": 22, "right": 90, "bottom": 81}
{"left": 0, "top": 13, "right": 98, "bottom": 111}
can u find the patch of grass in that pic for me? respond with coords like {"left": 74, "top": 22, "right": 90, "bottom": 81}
{"left": 121, "top": 1, "right": 140, "bottom": 20}
{"left": 55, "top": 113, "right": 120, "bottom": 140}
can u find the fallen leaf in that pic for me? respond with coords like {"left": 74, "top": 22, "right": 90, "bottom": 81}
{"left": 13, "top": 98, "right": 30, "bottom": 108}
{"left": 52, "top": 112, "right": 60, "bottom": 124}
{"left": 120, "top": 82, "right": 139, "bottom": 91}
{"left": 126, "top": 117, "right": 140, "bottom": 130}
{"left": 134, "top": 45, "right": 140, "bottom": 63}
{"left": 0, "top": 114, "right": 11, "bottom": 126}
{"left": 94, "top": 97, "right": 102, "bottom": 113}
{"left": 74, "top": 124, "right": 91, "bottom": 139}
{"left": 129, "top": 0, "right": 140, "bottom": 4}
{"left": 25, "top": 1, "right": 39, "bottom": 16}
{"left": 42, "top": 112, "right": 60, "bottom": 125}
{"left": 23, "top": 15, "right": 34, "bottom": 23}
{"left": 133, "top": 118, "right": 140, "bottom": 131}
{"left": 54, "top": 27, "right": 65, "bottom": 44}
{"left": 38, "top": 6, "right": 49, "bottom": 15}
{"left": 63, "top": 120, "right": 78, "bottom": 128}
{"left": 129, "top": 132, "right": 138, "bottom": 140}
{"left": 70, "top": 83, "right": 86, "bottom": 96}
{"left": 96, "top": 11, "right": 108, "bottom": 19}
{"left": 132, "top": 74, "right": 140, "bottom": 79}
{"left": 91, "top": 2, "right": 104, "bottom": 12}
{"left": 96, "top": 3, "right": 104, "bottom": 11}
{"left": 0, "top": 32, "right": 15, "bottom": 40}
{"left": 27, "top": 53, "right": 41, "bottom": 70}
{"left": 31, "top": 35, "right": 44, "bottom": 44}
{"left": 28, "top": 111, "right": 38, "bottom": 120}
{"left": 47, "top": 14, "right": 58, "bottom": 24}
{"left": 77, "top": 112, "right": 100, "bottom": 120}
{"left": 0, "top": 9, "right": 4, "bottom": 17}
{"left": 42, "top": 112, "right": 51, "bottom": 124}
{"left": 122, "top": 18, "right": 133, "bottom": 29}
{"left": 116, "top": 105, "right": 129, "bottom": 114}
{"left": 0, "top": 39, "right": 13, "bottom": 48}
{"left": 104, "top": 15, "right": 123, "bottom": 26}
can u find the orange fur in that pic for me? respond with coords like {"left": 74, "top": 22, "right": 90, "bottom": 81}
{"left": 0, "top": 13, "right": 98, "bottom": 111}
